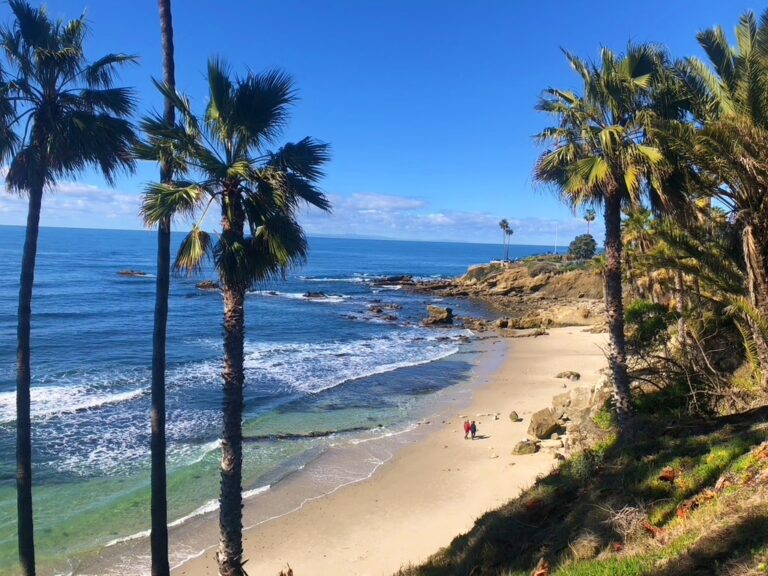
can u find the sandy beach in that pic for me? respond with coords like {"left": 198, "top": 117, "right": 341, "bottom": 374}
{"left": 174, "top": 327, "right": 608, "bottom": 576}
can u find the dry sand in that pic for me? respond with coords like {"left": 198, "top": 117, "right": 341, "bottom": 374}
{"left": 175, "top": 327, "right": 607, "bottom": 576}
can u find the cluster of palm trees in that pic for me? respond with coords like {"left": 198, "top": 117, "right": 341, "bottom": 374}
{"left": 535, "top": 10, "right": 768, "bottom": 425}
{"left": 498, "top": 218, "right": 514, "bottom": 260}
{"left": 3, "top": 2, "right": 329, "bottom": 576}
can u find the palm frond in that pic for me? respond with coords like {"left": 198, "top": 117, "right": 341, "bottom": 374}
{"left": 174, "top": 227, "right": 212, "bottom": 275}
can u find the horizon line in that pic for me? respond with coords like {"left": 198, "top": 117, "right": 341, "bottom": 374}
{"left": 0, "top": 223, "right": 564, "bottom": 249}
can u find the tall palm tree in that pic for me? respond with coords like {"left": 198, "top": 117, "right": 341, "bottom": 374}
{"left": 149, "top": 1, "right": 175, "bottom": 574}
{"left": 498, "top": 218, "right": 509, "bottom": 260}
{"left": 584, "top": 208, "right": 596, "bottom": 234}
{"left": 0, "top": 3, "right": 136, "bottom": 574}
{"left": 504, "top": 226, "right": 514, "bottom": 260}
{"left": 535, "top": 44, "right": 673, "bottom": 423}
{"left": 676, "top": 10, "right": 768, "bottom": 381}
{"left": 140, "top": 59, "right": 330, "bottom": 576}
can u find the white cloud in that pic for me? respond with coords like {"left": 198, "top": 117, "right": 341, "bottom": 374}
{"left": 0, "top": 181, "right": 142, "bottom": 229}
{"left": 0, "top": 181, "right": 605, "bottom": 246}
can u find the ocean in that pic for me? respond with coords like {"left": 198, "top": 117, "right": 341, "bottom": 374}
{"left": 0, "top": 226, "right": 553, "bottom": 575}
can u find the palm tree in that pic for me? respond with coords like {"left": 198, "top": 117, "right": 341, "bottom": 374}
{"left": 505, "top": 226, "right": 514, "bottom": 260}
{"left": 0, "top": 3, "right": 136, "bottom": 574}
{"left": 535, "top": 44, "right": 673, "bottom": 423}
{"left": 498, "top": 219, "right": 510, "bottom": 260}
{"left": 140, "top": 59, "right": 330, "bottom": 576}
{"left": 149, "top": 0, "right": 175, "bottom": 574}
{"left": 675, "top": 10, "right": 768, "bottom": 381}
{"left": 584, "top": 208, "right": 596, "bottom": 234}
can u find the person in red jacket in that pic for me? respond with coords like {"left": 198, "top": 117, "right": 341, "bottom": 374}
{"left": 463, "top": 420, "right": 471, "bottom": 439}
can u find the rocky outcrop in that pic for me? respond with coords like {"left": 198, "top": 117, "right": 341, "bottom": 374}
{"left": 556, "top": 371, "right": 581, "bottom": 382}
{"left": 424, "top": 305, "right": 453, "bottom": 326}
{"left": 196, "top": 280, "right": 220, "bottom": 291}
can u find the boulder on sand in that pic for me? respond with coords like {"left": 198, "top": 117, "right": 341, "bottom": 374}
{"left": 527, "top": 408, "right": 560, "bottom": 439}
{"left": 509, "top": 411, "right": 521, "bottom": 422}
{"left": 423, "top": 305, "right": 454, "bottom": 326}
{"left": 556, "top": 370, "right": 581, "bottom": 381}
{"left": 512, "top": 440, "right": 539, "bottom": 455}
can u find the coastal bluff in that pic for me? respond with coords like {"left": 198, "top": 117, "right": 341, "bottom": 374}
{"left": 412, "top": 261, "right": 605, "bottom": 330}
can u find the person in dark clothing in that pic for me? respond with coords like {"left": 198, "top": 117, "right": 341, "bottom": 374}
{"left": 470, "top": 420, "right": 477, "bottom": 439}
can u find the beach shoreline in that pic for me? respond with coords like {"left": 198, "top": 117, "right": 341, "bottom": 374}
{"left": 173, "top": 326, "right": 608, "bottom": 576}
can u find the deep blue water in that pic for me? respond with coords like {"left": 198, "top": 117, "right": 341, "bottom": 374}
{"left": 0, "top": 226, "right": 553, "bottom": 574}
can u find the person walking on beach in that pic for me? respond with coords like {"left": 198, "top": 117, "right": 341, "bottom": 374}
{"left": 470, "top": 420, "right": 477, "bottom": 440}
{"left": 463, "top": 420, "right": 471, "bottom": 439}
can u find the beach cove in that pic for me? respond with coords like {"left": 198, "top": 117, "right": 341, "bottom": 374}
{"left": 173, "top": 327, "right": 608, "bottom": 576}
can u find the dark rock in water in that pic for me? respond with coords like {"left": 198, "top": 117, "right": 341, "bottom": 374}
{"left": 117, "top": 269, "right": 148, "bottom": 278}
{"left": 528, "top": 408, "right": 560, "bottom": 439}
{"left": 196, "top": 280, "right": 220, "bottom": 291}
{"left": 372, "top": 275, "right": 415, "bottom": 286}
{"left": 512, "top": 439, "right": 538, "bottom": 455}
{"left": 423, "top": 305, "right": 454, "bottom": 326}
{"left": 370, "top": 306, "right": 383, "bottom": 314}
{"left": 555, "top": 370, "right": 581, "bottom": 381}
{"left": 303, "top": 291, "right": 327, "bottom": 299}
{"left": 383, "top": 314, "right": 398, "bottom": 322}
{"left": 381, "top": 303, "right": 403, "bottom": 310}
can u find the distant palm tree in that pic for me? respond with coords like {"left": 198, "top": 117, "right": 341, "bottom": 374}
{"left": 498, "top": 219, "right": 510, "bottom": 260}
{"left": 140, "top": 59, "right": 330, "bottom": 576}
{"left": 584, "top": 208, "right": 596, "bottom": 234}
{"left": 149, "top": 0, "right": 175, "bottom": 574}
{"left": 504, "top": 227, "right": 514, "bottom": 260}
{"left": 535, "top": 44, "right": 672, "bottom": 423}
{"left": 0, "top": 3, "right": 136, "bottom": 574}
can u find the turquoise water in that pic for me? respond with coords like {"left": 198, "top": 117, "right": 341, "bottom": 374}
{"left": 0, "top": 226, "right": 552, "bottom": 575}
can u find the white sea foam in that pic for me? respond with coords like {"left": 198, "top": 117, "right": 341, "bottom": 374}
{"left": 249, "top": 290, "right": 348, "bottom": 303}
{"left": 0, "top": 383, "right": 146, "bottom": 424}
{"left": 242, "top": 328, "right": 465, "bottom": 394}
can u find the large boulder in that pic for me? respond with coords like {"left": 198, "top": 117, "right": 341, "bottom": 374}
{"left": 512, "top": 440, "right": 539, "bottom": 455}
{"left": 556, "top": 370, "right": 581, "bottom": 381}
{"left": 423, "top": 305, "right": 454, "bottom": 326}
{"left": 528, "top": 408, "right": 560, "bottom": 439}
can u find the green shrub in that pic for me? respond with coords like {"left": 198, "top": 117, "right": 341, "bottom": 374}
{"left": 568, "top": 234, "right": 597, "bottom": 259}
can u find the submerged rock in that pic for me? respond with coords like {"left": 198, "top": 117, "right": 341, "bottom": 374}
{"left": 303, "top": 291, "right": 328, "bottom": 299}
{"left": 117, "top": 269, "right": 148, "bottom": 278}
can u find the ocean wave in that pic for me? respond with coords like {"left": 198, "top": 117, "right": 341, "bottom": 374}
{"left": 0, "top": 383, "right": 146, "bottom": 425}
{"left": 243, "top": 328, "right": 465, "bottom": 394}
{"left": 104, "top": 484, "right": 271, "bottom": 548}
{"left": 249, "top": 290, "right": 348, "bottom": 303}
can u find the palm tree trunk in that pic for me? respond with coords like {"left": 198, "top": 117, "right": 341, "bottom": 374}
{"left": 17, "top": 184, "right": 43, "bottom": 576}
{"left": 150, "top": 2, "right": 175, "bottom": 574}
{"left": 742, "top": 224, "right": 768, "bottom": 386}
{"left": 675, "top": 270, "right": 687, "bottom": 355}
{"left": 217, "top": 284, "right": 246, "bottom": 576}
{"left": 604, "top": 193, "right": 633, "bottom": 423}
{"left": 217, "top": 196, "right": 247, "bottom": 576}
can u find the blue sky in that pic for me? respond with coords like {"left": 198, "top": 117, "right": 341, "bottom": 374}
{"left": 0, "top": 0, "right": 760, "bottom": 244}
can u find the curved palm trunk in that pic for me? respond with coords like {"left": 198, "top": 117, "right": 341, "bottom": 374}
{"left": 17, "top": 183, "right": 43, "bottom": 576}
{"left": 742, "top": 224, "right": 768, "bottom": 386}
{"left": 675, "top": 270, "right": 687, "bottom": 355}
{"left": 604, "top": 193, "right": 633, "bottom": 423}
{"left": 150, "top": 1, "right": 175, "bottom": 574}
{"left": 217, "top": 199, "right": 246, "bottom": 576}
